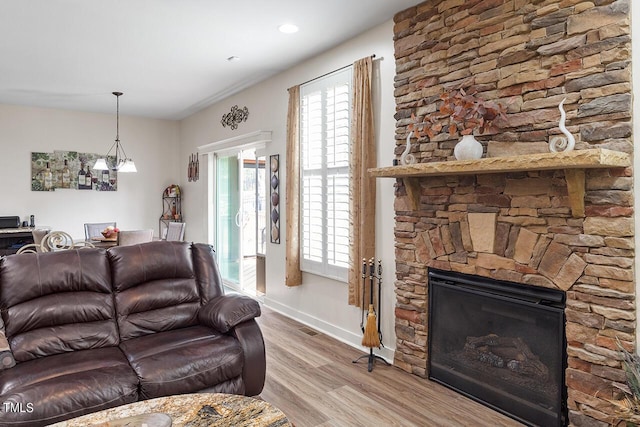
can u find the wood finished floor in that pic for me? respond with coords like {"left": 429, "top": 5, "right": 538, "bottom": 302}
{"left": 257, "top": 307, "right": 524, "bottom": 427}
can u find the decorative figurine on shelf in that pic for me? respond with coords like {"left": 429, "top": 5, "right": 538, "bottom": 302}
{"left": 549, "top": 98, "right": 575, "bottom": 153}
{"left": 165, "top": 184, "right": 180, "bottom": 197}
{"left": 400, "top": 131, "right": 417, "bottom": 165}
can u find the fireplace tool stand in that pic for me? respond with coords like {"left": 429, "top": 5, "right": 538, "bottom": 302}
{"left": 353, "top": 345, "right": 390, "bottom": 373}
{"left": 353, "top": 259, "right": 390, "bottom": 372}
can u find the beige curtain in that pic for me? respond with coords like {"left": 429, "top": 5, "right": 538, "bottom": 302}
{"left": 285, "top": 85, "right": 302, "bottom": 287}
{"left": 348, "top": 56, "right": 376, "bottom": 307}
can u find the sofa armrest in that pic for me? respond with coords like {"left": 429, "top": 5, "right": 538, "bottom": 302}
{"left": 232, "top": 319, "right": 266, "bottom": 396}
{"left": 198, "top": 294, "right": 261, "bottom": 333}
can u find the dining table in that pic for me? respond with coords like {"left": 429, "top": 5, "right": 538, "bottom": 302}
{"left": 90, "top": 236, "right": 118, "bottom": 248}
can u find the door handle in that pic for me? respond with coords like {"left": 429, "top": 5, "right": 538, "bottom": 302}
{"left": 235, "top": 210, "right": 241, "bottom": 227}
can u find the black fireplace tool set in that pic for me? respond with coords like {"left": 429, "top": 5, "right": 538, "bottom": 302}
{"left": 353, "top": 258, "right": 390, "bottom": 372}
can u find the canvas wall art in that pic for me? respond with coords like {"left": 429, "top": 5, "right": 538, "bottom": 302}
{"left": 31, "top": 151, "right": 117, "bottom": 192}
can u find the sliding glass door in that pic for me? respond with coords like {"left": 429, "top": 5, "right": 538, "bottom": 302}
{"left": 216, "top": 153, "right": 241, "bottom": 286}
{"left": 215, "top": 148, "right": 266, "bottom": 294}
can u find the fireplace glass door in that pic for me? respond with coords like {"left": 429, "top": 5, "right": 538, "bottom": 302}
{"left": 428, "top": 268, "right": 566, "bottom": 427}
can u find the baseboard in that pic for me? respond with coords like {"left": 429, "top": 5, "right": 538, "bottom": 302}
{"left": 262, "top": 297, "right": 395, "bottom": 364}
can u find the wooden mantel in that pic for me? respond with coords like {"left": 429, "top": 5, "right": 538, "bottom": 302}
{"left": 369, "top": 148, "right": 630, "bottom": 217}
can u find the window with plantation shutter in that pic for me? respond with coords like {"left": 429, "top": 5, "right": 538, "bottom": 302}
{"left": 300, "top": 67, "right": 352, "bottom": 281}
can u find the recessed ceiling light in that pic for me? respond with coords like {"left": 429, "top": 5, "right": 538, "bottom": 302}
{"left": 227, "top": 56, "right": 240, "bottom": 62}
{"left": 278, "top": 23, "right": 299, "bottom": 34}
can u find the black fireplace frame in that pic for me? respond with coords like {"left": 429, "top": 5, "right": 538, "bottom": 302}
{"left": 427, "top": 268, "right": 567, "bottom": 427}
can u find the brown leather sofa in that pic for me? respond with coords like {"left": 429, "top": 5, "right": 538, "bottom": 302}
{"left": 0, "top": 241, "right": 265, "bottom": 426}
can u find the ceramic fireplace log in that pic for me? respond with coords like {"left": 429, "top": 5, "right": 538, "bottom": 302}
{"left": 463, "top": 334, "right": 549, "bottom": 381}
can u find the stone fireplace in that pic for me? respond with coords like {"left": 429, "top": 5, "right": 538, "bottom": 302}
{"left": 387, "top": 1, "right": 634, "bottom": 425}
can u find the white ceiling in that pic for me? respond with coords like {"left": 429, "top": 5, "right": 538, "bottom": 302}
{"left": 0, "top": 1, "right": 421, "bottom": 120}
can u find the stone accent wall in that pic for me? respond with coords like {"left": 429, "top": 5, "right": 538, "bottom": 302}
{"left": 392, "top": 1, "right": 633, "bottom": 425}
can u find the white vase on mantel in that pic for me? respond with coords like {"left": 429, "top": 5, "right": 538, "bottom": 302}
{"left": 454, "top": 134, "right": 483, "bottom": 160}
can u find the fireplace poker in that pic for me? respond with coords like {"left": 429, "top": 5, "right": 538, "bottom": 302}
{"left": 377, "top": 259, "right": 383, "bottom": 347}
{"left": 360, "top": 258, "right": 366, "bottom": 334}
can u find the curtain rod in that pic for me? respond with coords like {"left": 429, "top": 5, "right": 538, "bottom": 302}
{"left": 297, "top": 54, "right": 379, "bottom": 88}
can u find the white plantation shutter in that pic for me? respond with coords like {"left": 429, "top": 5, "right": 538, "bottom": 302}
{"left": 300, "top": 67, "right": 352, "bottom": 281}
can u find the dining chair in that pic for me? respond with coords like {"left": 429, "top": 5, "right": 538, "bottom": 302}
{"left": 18, "top": 230, "right": 94, "bottom": 253}
{"left": 32, "top": 228, "right": 50, "bottom": 253}
{"left": 18, "top": 228, "right": 52, "bottom": 253}
{"left": 165, "top": 222, "right": 186, "bottom": 241}
{"left": 16, "top": 243, "right": 39, "bottom": 254}
{"left": 84, "top": 222, "right": 117, "bottom": 240}
{"left": 118, "top": 229, "right": 154, "bottom": 246}
{"left": 41, "top": 231, "right": 75, "bottom": 252}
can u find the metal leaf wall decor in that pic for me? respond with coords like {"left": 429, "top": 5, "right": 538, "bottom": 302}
{"left": 221, "top": 105, "right": 249, "bottom": 130}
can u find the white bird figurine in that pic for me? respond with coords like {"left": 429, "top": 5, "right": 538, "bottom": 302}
{"left": 401, "top": 131, "right": 416, "bottom": 165}
{"left": 549, "top": 98, "right": 575, "bottom": 153}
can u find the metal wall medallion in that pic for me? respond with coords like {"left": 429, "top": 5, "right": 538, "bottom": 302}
{"left": 221, "top": 105, "right": 249, "bottom": 130}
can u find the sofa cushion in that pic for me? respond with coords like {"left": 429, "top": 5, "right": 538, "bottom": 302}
{"left": 0, "top": 347, "right": 138, "bottom": 426}
{"left": 109, "top": 241, "right": 203, "bottom": 340}
{"left": 0, "top": 249, "right": 118, "bottom": 361}
{"left": 119, "top": 325, "right": 244, "bottom": 399}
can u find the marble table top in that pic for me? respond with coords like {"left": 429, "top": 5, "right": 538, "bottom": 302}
{"left": 0, "top": 226, "right": 49, "bottom": 235}
{"left": 51, "top": 393, "right": 291, "bottom": 427}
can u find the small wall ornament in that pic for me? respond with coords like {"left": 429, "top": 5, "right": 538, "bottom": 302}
{"left": 188, "top": 153, "right": 199, "bottom": 182}
{"left": 221, "top": 105, "right": 249, "bottom": 130}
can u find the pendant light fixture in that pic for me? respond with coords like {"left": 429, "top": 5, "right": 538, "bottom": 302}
{"left": 93, "top": 91, "right": 137, "bottom": 172}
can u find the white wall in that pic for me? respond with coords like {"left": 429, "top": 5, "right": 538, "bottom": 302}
{"left": 0, "top": 104, "right": 180, "bottom": 239}
{"left": 179, "top": 21, "right": 399, "bottom": 359}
